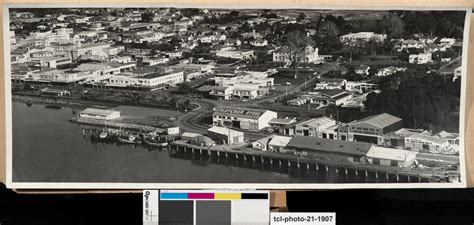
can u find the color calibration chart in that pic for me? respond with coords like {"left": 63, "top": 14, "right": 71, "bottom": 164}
{"left": 143, "top": 190, "right": 269, "bottom": 225}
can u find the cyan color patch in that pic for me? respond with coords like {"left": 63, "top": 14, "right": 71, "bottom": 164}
{"left": 160, "top": 192, "right": 188, "bottom": 200}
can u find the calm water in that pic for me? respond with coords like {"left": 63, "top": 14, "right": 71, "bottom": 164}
{"left": 12, "top": 101, "right": 387, "bottom": 183}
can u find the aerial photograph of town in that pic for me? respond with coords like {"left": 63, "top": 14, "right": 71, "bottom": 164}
{"left": 6, "top": 7, "right": 468, "bottom": 187}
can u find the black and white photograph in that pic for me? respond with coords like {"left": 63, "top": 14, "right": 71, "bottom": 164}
{"left": 4, "top": 5, "right": 471, "bottom": 188}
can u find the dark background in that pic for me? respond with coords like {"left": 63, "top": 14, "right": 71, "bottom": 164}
{"left": 1, "top": 184, "right": 474, "bottom": 225}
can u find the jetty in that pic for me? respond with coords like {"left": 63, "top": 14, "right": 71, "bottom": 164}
{"left": 72, "top": 117, "right": 166, "bottom": 133}
{"left": 169, "top": 141, "right": 457, "bottom": 183}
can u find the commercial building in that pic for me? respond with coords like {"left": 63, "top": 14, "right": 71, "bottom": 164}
{"left": 366, "top": 146, "right": 417, "bottom": 167}
{"left": 216, "top": 47, "right": 254, "bottom": 59}
{"left": 339, "top": 113, "right": 402, "bottom": 145}
{"left": 168, "top": 63, "right": 215, "bottom": 81}
{"left": 314, "top": 78, "right": 347, "bottom": 90}
{"left": 207, "top": 126, "right": 244, "bottom": 145}
{"left": 385, "top": 128, "right": 425, "bottom": 147}
{"left": 404, "top": 133, "right": 450, "bottom": 152}
{"left": 294, "top": 117, "right": 338, "bottom": 139}
{"left": 29, "top": 56, "right": 72, "bottom": 68}
{"left": 268, "top": 118, "right": 297, "bottom": 129}
{"left": 345, "top": 81, "right": 379, "bottom": 93}
{"left": 272, "top": 45, "right": 319, "bottom": 63}
{"left": 286, "top": 136, "right": 373, "bottom": 162}
{"left": 212, "top": 106, "right": 277, "bottom": 131}
{"left": 108, "top": 71, "right": 184, "bottom": 89}
{"left": 181, "top": 132, "right": 216, "bottom": 147}
{"left": 79, "top": 108, "right": 121, "bottom": 120}
{"left": 34, "top": 69, "right": 100, "bottom": 84}
{"left": 339, "top": 32, "right": 387, "bottom": 43}
{"left": 308, "top": 89, "right": 354, "bottom": 107}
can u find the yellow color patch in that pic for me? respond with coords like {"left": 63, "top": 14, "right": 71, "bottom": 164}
{"left": 215, "top": 193, "right": 241, "bottom": 199}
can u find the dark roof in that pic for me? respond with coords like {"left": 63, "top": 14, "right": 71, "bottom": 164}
{"left": 318, "top": 78, "right": 346, "bottom": 83}
{"left": 287, "top": 136, "right": 372, "bottom": 156}
{"left": 318, "top": 89, "right": 347, "bottom": 98}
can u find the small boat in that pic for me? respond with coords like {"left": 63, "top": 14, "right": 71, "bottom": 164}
{"left": 26, "top": 102, "right": 32, "bottom": 107}
{"left": 99, "top": 132, "right": 108, "bottom": 139}
{"left": 143, "top": 137, "right": 168, "bottom": 147}
{"left": 117, "top": 134, "right": 142, "bottom": 144}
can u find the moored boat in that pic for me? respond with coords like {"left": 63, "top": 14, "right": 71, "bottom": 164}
{"left": 143, "top": 137, "right": 168, "bottom": 147}
{"left": 117, "top": 134, "right": 142, "bottom": 144}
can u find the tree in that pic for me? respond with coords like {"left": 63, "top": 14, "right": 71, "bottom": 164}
{"left": 368, "top": 67, "right": 379, "bottom": 77}
{"left": 141, "top": 12, "right": 155, "bottom": 22}
{"left": 182, "top": 99, "right": 191, "bottom": 109}
{"left": 379, "top": 14, "right": 404, "bottom": 38}
{"left": 282, "top": 30, "right": 315, "bottom": 79}
{"left": 296, "top": 13, "right": 306, "bottom": 21}
{"left": 177, "top": 82, "right": 191, "bottom": 95}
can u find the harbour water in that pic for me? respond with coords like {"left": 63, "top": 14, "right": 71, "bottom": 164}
{"left": 12, "top": 101, "right": 392, "bottom": 183}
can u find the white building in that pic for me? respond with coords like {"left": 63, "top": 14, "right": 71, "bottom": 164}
{"left": 409, "top": 53, "right": 432, "bottom": 64}
{"left": 404, "top": 133, "right": 450, "bottom": 152}
{"left": 79, "top": 108, "right": 121, "bottom": 120}
{"left": 314, "top": 78, "right": 346, "bottom": 90}
{"left": 108, "top": 71, "right": 184, "bottom": 88}
{"left": 216, "top": 47, "right": 254, "bottom": 59}
{"left": 366, "top": 146, "right": 417, "bottom": 167}
{"left": 213, "top": 107, "right": 277, "bottom": 131}
{"left": 268, "top": 135, "right": 293, "bottom": 152}
{"left": 252, "top": 135, "right": 274, "bottom": 151}
{"left": 340, "top": 32, "right": 387, "bottom": 43}
{"left": 142, "top": 57, "right": 170, "bottom": 66}
{"left": 272, "top": 45, "right": 319, "bottom": 63}
{"left": 294, "top": 117, "right": 338, "bottom": 139}
{"left": 33, "top": 69, "right": 99, "bottom": 83}
{"left": 207, "top": 126, "right": 244, "bottom": 145}
{"left": 345, "top": 81, "right": 379, "bottom": 93}
{"left": 211, "top": 71, "right": 274, "bottom": 99}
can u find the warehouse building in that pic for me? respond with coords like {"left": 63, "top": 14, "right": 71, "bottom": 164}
{"left": 212, "top": 106, "right": 277, "bottom": 131}
{"left": 366, "top": 146, "right": 418, "bottom": 167}
{"left": 286, "top": 136, "right": 372, "bottom": 163}
{"left": 79, "top": 108, "right": 121, "bottom": 120}
{"left": 207, "top": 126, "right": 244, "bottom": 145}
{"left": 339, "top": 113, "right": 402, "bottom": 145}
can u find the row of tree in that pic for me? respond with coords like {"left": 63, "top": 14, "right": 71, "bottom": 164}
{"left": 364, "top": 70, "right": 461, "bottom": 132}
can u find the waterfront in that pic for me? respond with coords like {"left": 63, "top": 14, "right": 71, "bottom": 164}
{"left": 11, "top": 101, "right": 400, "bottom": 183}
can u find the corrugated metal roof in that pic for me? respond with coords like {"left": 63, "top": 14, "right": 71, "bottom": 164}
{"left": 213, "top": 106, "right": 270, "bottom": 119}
{"left": 81, "top": 108, "right": 120, "bottom": 116}
{"left": 287, "top": 136, "right": 372, "bottom": 156}
{"left": 207, "top": 126, "right": 243, "bottom": 136}
{"left": 353, "top": 113, "right": 401, "bottom": 129}
{"left": 366, "top": 146, "right": 418, "bottom": 162}
{"left": 268, "top": 135, "right": 292, "bottom": 147}
{"left": 409, "top": 133, "right": 448, "bottom": 145}
{"left": 297, "top": 117, "right": 334, "bottom": 128}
